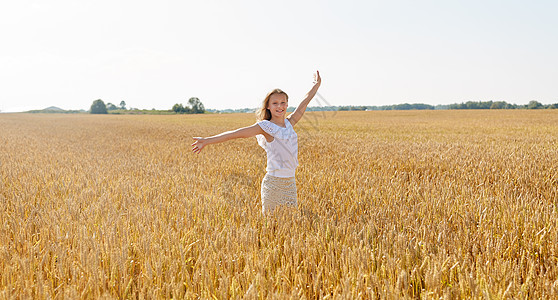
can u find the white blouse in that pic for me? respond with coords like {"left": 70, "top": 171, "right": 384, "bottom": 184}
{"left": 256, "top": 119, "right": 298, "bottom": 178}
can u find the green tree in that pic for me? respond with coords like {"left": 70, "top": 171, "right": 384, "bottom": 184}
{"left": 106, "top": 102, "right": 118, "bottom": 111}
{"left": 490, "top": 101, "right": 506, "bottom": 109}
{"left": 188, "top": 97, "right": 205, "bottom": 114}
{"left": 90, "top": 99, "right": 108, "bottom": 114}
{"left": 527, "top": 100, "right": 543, "bottom": 109}
{"left": 119, "top": 101, "right": 127, "bottom": 110}
{"left": 172, "top": 103, "right": 185, "bottom": 113}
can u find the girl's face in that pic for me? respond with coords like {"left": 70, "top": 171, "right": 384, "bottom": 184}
{"left": 267, "top": 93, "right": 288, "bottom": 119}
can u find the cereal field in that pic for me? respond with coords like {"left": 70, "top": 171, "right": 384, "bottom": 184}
{"left": 1, "top": 110, "right": 557, "bottom": 298}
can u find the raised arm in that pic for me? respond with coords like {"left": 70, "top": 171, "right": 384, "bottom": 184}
{"left": 287, "top": 70, "right": 321, "bottom": 126}
{"left": 192, "top": 123, "right": 264, "bottom": 154}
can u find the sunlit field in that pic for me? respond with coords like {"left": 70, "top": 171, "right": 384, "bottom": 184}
{"left": 1, "top": 110, "right": 557, "bottom": 298}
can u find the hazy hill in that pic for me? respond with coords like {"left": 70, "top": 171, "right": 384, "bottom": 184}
{"left": 27, "top": 106, "right": 85, "bottom": 114}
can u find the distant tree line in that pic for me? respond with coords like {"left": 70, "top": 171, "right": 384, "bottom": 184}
{"left": 90, "top": 99, "right": 127, "bottom": 114}
{"left": 89, "top": 98, "right": 206, "bottom": 114}
{"left": 307, "top": 101, "right": 558, "bottom": 112}
{"left": 338, "top": 103, "right": 436, "bottom": 111}
{"left": 172, "top": 97, "right": 205, "bottom": 114}
{"left": 445, "top": 100, "right": 558, "bottom": 110}
{"left": 334, "top": 101, "right": 558, "bottom": 111}
{"left": 106, "top": 101, "right": 127, "bottom": 111}
{"left": 206, "top": 108, "right": 257, "bottom": 114}
{"left": 87, "top": 98, "right": 557, "bottom": 114}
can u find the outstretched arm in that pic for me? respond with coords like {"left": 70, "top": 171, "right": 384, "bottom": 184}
{"left": 192, "top": 123, "right": 264, "bottom": 154}
{"left": 287, "top": 70, "right": 321, "bottom": 126}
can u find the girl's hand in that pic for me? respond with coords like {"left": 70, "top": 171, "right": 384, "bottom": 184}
{"left": 313, "top": 70, "right": 321, "bottom": 87}
{"left": 191, "top": 137, "right": 207, "bottom": 154}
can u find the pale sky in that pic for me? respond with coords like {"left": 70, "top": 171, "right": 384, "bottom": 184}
{"left": 1, "top": 0, "right": 557, "bottom": 112}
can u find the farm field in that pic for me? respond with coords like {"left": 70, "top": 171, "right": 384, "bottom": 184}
{"left": 1, "top": 110, "right": 557, "bottom": 298}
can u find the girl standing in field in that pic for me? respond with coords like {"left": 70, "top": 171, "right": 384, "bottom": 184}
{"left": 192, "top": 71, "right": 321, "bottom": 213}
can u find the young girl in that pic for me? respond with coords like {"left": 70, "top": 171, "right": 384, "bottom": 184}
{"left": 191, "top": 71, "right": 321, "bottom": 213}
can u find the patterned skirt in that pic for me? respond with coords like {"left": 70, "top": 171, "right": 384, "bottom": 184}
{"left": 261, "top": 174, "right": 297, "bottom": 213}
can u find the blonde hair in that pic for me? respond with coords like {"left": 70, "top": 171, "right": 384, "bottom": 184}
{"left": 256, "top": 88, "right": 289, "bottom": 121}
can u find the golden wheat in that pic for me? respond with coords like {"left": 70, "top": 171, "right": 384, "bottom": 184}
{"left": 1, "top": 110, "right": 557, "bottom": 298}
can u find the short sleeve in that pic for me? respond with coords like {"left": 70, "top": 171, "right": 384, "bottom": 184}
{"left": 256, "top": 119, "right": 296, "bottom": 140}
{"left": 257, "top": 120, "right": 277, "bottom": 137}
